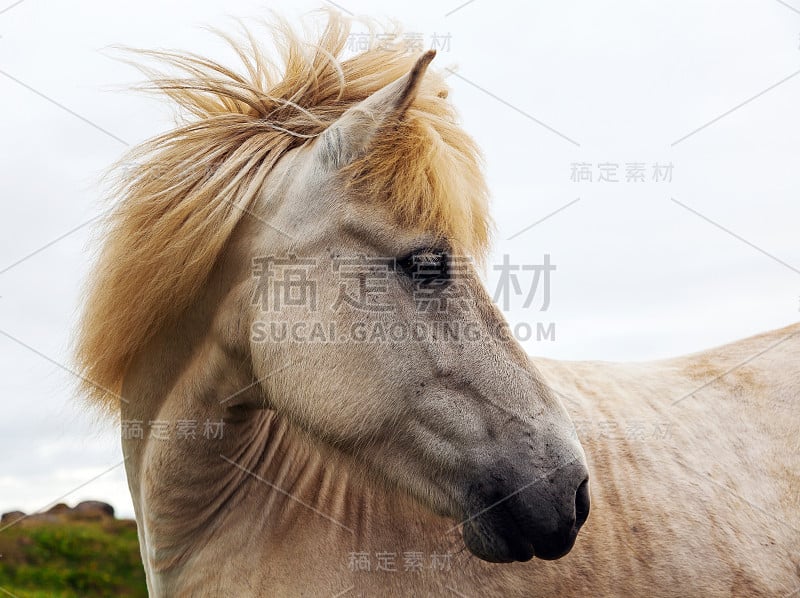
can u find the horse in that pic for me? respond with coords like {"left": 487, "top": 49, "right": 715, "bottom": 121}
{"left": 75, "top": 13, "right": 799, "bottom": 597}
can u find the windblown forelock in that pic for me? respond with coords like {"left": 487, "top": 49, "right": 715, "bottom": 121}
{"left": 75, "top": 10, "right": 491, "bottom": 415}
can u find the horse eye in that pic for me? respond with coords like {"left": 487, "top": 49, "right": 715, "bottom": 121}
{"left": 396, "top": 250, "right": 449, "bottom": 285}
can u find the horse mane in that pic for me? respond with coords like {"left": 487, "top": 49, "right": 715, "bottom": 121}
{"left": 75, "top": 11, "right": 491, "bottom": 413}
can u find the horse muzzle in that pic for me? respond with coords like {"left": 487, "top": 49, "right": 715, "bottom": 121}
{"left": 460, "top": 459, "right": 590, "bottom": 563}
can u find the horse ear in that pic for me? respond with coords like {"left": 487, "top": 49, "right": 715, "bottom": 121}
{"left": 315, "top": 50, "right": 436, "bottom": 169}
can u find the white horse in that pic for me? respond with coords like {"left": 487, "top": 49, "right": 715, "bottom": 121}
{"left": 76, "top": 13, "right": 799, "bottom": 597}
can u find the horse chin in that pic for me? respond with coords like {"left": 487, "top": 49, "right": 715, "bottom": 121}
{"left": 462, "top": 519, "right": 535, "bottom": 563}
{"left": 461, "top": 517, "right": 579, "bottom": 563}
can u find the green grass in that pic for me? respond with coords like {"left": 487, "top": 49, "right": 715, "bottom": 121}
{"left": 0, "top": 519, "right": 147, "bottom": 597}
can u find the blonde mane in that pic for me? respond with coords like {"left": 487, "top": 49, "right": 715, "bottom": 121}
{"left": 75, "top": 11, "right": 491, "bottom": 412}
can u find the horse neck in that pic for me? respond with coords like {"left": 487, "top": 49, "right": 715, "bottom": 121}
{"left": 121, "top": 317, "right": 457, "bottom": 574}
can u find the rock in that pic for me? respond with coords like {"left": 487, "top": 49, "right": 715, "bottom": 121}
{"left": 2, "top": 501, "right": 118, "bottom": 526}
{"left": 73, "top": 501, "right": 115, "bottom": 520}
{"left": 45, "top": 503, "right": 71, "bottom": 515}
{"left": 1, "top": 510, "right": 26, "bottom": 525}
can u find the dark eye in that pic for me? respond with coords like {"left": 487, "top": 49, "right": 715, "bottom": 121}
{"left": 396, "top": 249, "right": 449, "bottom": 285}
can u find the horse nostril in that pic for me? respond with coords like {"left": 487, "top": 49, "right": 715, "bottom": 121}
{"left": 575, "top": 478, "right": 590, "bottom": 527}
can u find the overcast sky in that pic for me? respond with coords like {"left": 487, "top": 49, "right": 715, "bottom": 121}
{"left": 1, "top": 0, "right": 798, "bottom": 518}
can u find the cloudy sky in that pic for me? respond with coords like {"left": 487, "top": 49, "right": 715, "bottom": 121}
{"left": 1, "top": 0, "right": 798, "bottom": 518}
